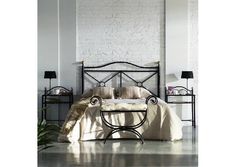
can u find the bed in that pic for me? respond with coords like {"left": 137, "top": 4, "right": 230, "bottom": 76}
{"left": 58, "top": 61, "right": 183, "bottom": 142}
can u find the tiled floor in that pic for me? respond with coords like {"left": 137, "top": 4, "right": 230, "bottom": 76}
{"left": 38, "top": 126, "right": 198, "bottom": 167}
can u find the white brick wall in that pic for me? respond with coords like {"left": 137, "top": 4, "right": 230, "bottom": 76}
{"left": 76, "top": 0, "right": 165, "bottom": 96}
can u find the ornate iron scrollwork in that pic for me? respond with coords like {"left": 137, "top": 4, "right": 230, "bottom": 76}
{"left": 99, "top": 82, "right": 106, "bottom": 87}
{"left": 137, "top": 82, "right": 143, "bottom": 87}
{"left": 145, "top": 95, "right": 158, "bottom": 105}
{"left": 90, "top": 96, "right": 102, "bottom": 106}
{"left": 166, "top": 86, "right": 192, "bottom": 95}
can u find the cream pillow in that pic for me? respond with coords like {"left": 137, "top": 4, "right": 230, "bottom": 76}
{"left": 93, "top": 87, "right": 115, "bottom": 99}
{"left": 119, "top": 86, "right": 141, "bottom": 99}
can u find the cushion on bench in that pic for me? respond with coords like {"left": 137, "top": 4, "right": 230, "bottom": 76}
{"left": 101, "top": 99, "right": 147, "bottom": 111}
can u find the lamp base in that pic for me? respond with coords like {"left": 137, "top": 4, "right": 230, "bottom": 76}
{"left": 49, "top": 78, "right": 52, "bottom": 90}
{"left": 186, "top": 79, "right": 189, "bottom": 90}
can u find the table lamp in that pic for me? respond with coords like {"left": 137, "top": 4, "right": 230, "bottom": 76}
{"left": 181, "top": 71, "right": 193, "bottom": 90}
{"left": 44, "top": 71, "right": 56, "bottom": 89}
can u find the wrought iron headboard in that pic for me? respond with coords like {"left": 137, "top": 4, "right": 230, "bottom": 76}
{"left": 81, "top": 61, "right": 160, "bottom": 97}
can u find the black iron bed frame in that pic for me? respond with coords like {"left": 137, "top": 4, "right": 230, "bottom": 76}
{"left": 81, "top": 61, "right": 160, "bottom": 97}
{"left": 79, "top": 61, "right": 160, "bottom": 143}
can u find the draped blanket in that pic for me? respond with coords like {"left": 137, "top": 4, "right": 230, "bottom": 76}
{"left": 58, "top": 97, "right": 183, "bottom": 142}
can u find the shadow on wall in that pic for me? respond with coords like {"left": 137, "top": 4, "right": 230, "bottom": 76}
{"left": 166, "top": 73, "right": 179, "bottom": 83}
{"left": 76, "top": 65, "right": 82, "bottom": 96}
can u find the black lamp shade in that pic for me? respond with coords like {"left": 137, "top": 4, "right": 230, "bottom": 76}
{"left": 181, "top": 71, "right": 193, "bottom": 79}
{"left": 44, "top": 71, "right": 56, "bottom": 79}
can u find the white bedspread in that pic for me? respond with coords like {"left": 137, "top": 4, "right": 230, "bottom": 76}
{"left": 101, "top": 99, "right": 147, "bottom": 111}
{"left": 58, "top": 98, "right": 183, "bottom": 142}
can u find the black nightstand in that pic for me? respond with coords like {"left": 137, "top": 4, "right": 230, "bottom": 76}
{"left": 165, "top": 86, "right": 196, "bottom": 127}
{"left": 41, "top": 86, "right": 73, "bottom": 124}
